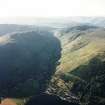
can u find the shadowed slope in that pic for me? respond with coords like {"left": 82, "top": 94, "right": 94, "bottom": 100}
{"left": 0, "top": 30, "right": 61, "bottom": 98}
{"left": 25, "top": 93, "right": 79, "bottom": 105}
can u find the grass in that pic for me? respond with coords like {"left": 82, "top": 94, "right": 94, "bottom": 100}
{"left": 56, "top": 30, "right": 105, "bottom": 74}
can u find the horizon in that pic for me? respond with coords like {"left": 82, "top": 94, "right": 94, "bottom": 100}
{"left": 0, "top": 16, "right": 105, "bottom": 25}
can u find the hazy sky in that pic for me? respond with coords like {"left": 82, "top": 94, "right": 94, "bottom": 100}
{"left": 0, "top": 0, "right": 105, "bottom": 17}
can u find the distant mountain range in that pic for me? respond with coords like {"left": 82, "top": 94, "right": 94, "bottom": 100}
{"left": 1, "top": 17, "right": 105, "bottom": 27}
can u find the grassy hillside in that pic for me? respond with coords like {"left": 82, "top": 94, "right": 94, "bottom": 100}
{"left": 48, "top": 26, "right": 105, "bottom": 105}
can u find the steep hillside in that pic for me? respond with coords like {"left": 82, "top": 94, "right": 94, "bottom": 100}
{"left": 48, "top": 26, "right": 105, "bottom": 105}
{"left": 0, "top": 30, "right": 61, "bottom": 100}
{"left": 25, "top": 93, "right": 79, "bottom": 105}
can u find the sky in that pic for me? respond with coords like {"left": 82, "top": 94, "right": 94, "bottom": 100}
{"left": 0, "top": 0, "right": 105, "bottom": 17}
